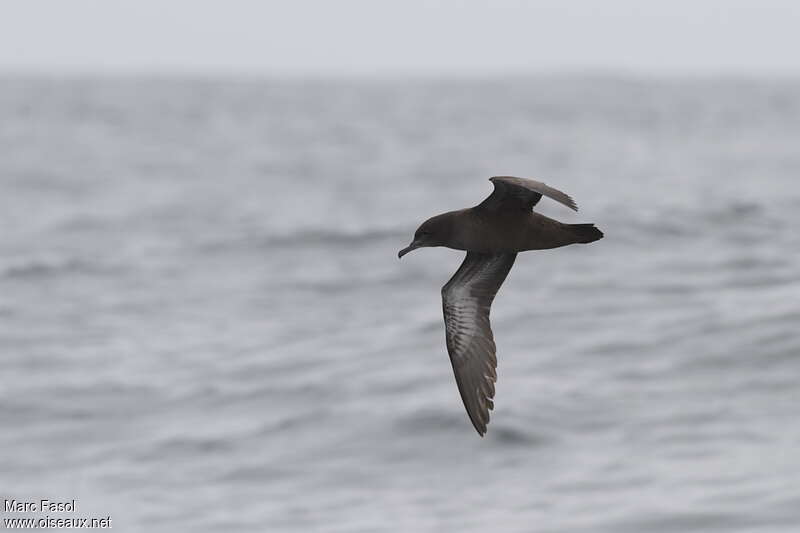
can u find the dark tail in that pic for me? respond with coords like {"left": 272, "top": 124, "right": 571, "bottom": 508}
{"left": 569, "top": 223, "right": 604, "bottom": 244}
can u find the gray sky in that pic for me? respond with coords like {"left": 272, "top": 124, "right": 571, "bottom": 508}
{"left": 2, "top": 0, "right": 799, "bottom": 76}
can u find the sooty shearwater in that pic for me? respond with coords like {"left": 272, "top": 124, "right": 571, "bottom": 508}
{"left": 398, "top": 176, "right": 603, "bottom": 436}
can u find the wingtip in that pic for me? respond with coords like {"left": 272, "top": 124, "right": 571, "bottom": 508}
{"left": 472, "top": 415, "right": 490, "bottom": 436}
{"left": 468, "top": 413, "right": 489, "bottom": 436}
{"left": 564, "top": 193, "right": 579, "bottom": 211}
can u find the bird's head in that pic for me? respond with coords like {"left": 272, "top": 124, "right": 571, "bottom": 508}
{"left": 398, "top": 213, "right": 453, "bottom": 258}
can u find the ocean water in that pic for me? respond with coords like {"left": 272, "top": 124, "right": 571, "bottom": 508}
{"left": 1, "top": 76, "right": 799, "bottom": 532}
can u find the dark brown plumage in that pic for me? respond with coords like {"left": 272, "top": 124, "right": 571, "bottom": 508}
{"left": 399, "top": 176, "right": 603, "bottom": 436}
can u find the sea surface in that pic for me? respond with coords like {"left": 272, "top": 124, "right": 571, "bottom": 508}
{"left": 1, "top": 76, "right": 799, "bottom": 532}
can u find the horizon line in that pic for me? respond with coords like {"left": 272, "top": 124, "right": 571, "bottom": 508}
{"left": 1, "top": 66, "right": 799, "bottom": 83}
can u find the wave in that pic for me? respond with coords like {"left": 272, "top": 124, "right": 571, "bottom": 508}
{"left": 263, "top": 227, "right": 406, "bottom": 248}
{"left": 193, "top": 226, "right": 406, "bottom": 254}
{"left": 1, "top": 256, "right": 125, "bottom": 279}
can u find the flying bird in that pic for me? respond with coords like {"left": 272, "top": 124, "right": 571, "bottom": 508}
{"left": 398, "top": 176, "right": 603, "bottom": 436}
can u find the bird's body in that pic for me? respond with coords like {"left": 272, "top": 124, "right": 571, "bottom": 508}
{"left": 399, "top": 176, "right": 603, "bottom": 436}
{"left": 425, "top": 208, "right": 602, "bottom": 253}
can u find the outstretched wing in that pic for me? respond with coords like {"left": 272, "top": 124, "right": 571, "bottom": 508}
{"left": 477, "top": 176, "right": 578, "bottom": 212}
{"left": 441, "top": 252, "right": 517, "bottom": 436}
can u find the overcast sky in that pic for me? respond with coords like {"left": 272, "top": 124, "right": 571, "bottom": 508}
{"left": 1, "top": 0, "right": 799, "bottom": 76}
